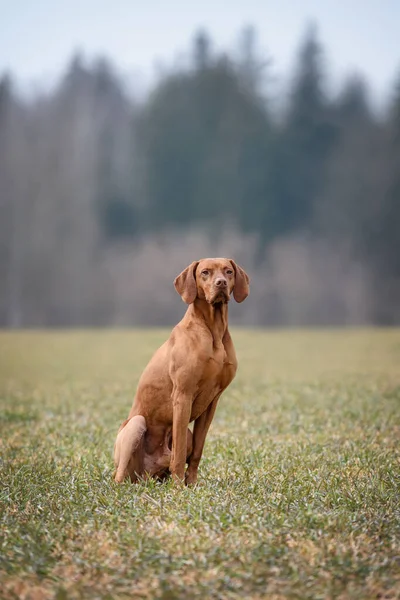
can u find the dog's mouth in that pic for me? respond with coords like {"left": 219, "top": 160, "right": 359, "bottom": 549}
{"left": 210, "top": 290, "right": 230, "bottom": 306}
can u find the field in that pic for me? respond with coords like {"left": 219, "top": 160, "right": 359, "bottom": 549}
{"left": 1, "top": 329, "right": 400, "bottom": 599}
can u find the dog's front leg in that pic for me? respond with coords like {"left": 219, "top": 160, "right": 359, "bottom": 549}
{"left": 170, "top": 388, "right": 192, "bottom": 483}
{"left": 185, "top": 395, "right": 220, "bottom": 485}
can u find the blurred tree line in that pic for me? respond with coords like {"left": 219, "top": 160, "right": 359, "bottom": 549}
{"left": 1, "top": 26, "right": 399, "bottom": 327}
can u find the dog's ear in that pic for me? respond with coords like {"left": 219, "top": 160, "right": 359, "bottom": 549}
{"left": 174, "top": 261, "right": 199, "bottom": 304}
{"left": 230, "top": 260, "right": 250, "bottom": 303}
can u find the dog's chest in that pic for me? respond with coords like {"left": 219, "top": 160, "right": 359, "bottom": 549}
{"left": 190, "top": 346, "right": 236, "bottom": 421}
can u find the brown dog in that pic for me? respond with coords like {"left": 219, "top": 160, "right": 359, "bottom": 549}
{"left": 113, "top": 258, "right": 249, "bottom": 485}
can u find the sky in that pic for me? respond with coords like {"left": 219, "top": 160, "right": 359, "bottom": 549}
{"left": 1, "top": 0, "right": 399, "bottom": 107}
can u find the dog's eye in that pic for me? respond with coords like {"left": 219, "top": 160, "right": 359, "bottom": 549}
{"left": 226, "top": 269, "right": 233, "bottom": 275}
{"left": 201, "top": 270, "right": 209, "bottom": 276}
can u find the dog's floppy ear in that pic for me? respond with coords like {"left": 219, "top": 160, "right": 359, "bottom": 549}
{"left": 230, "top": 260, "right": 250, "bottom": 303}
{"left": 174, "top": 261, "right": 199, "bottom": 304}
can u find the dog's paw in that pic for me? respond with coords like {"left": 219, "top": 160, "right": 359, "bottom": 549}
{"left": 185, "top": 470, "right": 198, "bottom": 486}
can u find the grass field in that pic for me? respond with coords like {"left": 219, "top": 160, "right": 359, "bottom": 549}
{"left": 1, "top": 329, "right": 400, "bottom": 599}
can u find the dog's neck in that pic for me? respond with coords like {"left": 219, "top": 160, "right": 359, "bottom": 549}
{"left": 190, "top": 298, "right": 229, "bottom": 347}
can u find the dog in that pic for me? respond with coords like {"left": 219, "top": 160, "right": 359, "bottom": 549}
{"left": 113, "top": 257, "right": 249, "bottom": 485}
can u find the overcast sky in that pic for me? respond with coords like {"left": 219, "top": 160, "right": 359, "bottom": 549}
{"left": 1, "top": 0, "right": 399, "bottom": 106}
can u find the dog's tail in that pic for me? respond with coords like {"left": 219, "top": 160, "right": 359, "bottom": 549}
{"left": 113, "top": 415, "right": 147, "bottom": 483}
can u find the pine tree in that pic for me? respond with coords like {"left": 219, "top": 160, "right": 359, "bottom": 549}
{"left": 270, "top": 25, "right": 335, "bottom": 237}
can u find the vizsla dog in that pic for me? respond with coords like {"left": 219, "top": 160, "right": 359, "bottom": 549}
{"left": 113, "top": 258, "right": 249, "bottom": 485}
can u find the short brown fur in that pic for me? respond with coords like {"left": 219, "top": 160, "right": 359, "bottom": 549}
{"left": 113, "top": 258, "right": 249, "bottom": 485}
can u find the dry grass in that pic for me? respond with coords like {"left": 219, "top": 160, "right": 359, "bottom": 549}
{"left": 1, "top": 329, "right": 400, "bottom": 599}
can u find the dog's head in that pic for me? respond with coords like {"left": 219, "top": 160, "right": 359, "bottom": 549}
{"left": 174, "top": 258, "right": 249, "bottom": 305}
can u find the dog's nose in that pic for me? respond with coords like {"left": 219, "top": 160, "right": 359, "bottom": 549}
{"left": 215, "top": 277, "right": 227, "bottom": 288}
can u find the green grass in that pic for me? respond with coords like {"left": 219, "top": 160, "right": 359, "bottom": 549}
{"left": 1, "top": 329, "right": 400, "bottom": 599}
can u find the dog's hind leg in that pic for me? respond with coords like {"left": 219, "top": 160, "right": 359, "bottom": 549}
{"left": 114, "top": 416, "right": 147, "bottom": 483}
